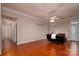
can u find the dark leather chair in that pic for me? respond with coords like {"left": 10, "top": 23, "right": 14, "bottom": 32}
{"left": 56, "top": 33, "right": 66, "bottom": 43}
{"left": 47, "top": 34, "right": 57, "bottom": 42}
{"left": 46, "top": 33, "right": 66, "bottom": 43}
{"left": 47, "top": 34, "right": 51, "bottom": 41}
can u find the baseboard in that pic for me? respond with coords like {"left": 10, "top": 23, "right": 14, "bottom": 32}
{"left": 67, "top": 40, "right": 79, "bottom": 42}
{"left": 17, "top": 39, "right": 43, "bottom": 45}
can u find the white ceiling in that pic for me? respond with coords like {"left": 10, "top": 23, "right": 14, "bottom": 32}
{"left": 2, "top": 3, "right": 79, "bottom": 22}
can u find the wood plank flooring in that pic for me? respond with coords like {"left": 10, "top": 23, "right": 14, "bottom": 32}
{"left": 2, "top": 39, "right": 79, "bottom": 56}
{"left": 2, "top": 39, "right": 17, "bottom": 56}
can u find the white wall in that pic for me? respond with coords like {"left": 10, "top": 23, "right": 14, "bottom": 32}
{"left": 2, "top": 7, "right": 48, "bottom": 45}
{"left": 0, "top": 3, "right": 2, "bottom": 55}
{"left": 78, "top": 22, "right": 79, "bottom": 41}
{"left": 49, "top": 19, "right": 79, "bottom": 41}
{"left": 17, "top": 15, "right": 48, "bottom": 44}
{"left": 49, "top": 20, "right": 71, "bottom": 40}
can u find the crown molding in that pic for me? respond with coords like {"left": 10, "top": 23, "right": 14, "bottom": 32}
{"left": 2, "top": 7, "right": 43, "bottom": 21}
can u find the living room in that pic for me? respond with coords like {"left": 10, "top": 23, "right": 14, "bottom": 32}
{"left": 0, "top": 3, "right": 79, "bottom": 56}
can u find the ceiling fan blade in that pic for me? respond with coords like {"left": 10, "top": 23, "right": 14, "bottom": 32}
{"left": 54, "top": 17, "right": 60, "bottom": 19}
{"left": 51, "top": 16, "right": 60, "bottom": 20}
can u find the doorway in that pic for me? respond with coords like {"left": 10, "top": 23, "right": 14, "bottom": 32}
{"left": 2, "top": 15, "right": 17, "bottom": 55}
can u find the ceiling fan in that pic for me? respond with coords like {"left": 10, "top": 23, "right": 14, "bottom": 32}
{"left": 49, "top": 16, "right": 60, "bottom": 23}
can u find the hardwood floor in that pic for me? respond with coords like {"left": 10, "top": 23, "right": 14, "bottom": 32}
{"left": 2, "top": 39, "right": 79, "bottom": 56}
{"left": 2, "top": 39, "right": 17, "bottom": 56}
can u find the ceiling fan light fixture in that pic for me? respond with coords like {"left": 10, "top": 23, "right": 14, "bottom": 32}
{"left": 49, "top": 19, "right": 55, "bottom": 23}
{"left": 49, "top": 16, "right": 60, "bottom": 23}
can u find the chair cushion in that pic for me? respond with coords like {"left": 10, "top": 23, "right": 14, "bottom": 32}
{"left": 51, "top": 34, "right": 56, "bottom": 39}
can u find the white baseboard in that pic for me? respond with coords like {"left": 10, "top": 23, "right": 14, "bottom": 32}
{"left": 17, "top": 39, "right": 42, "bottom": 45}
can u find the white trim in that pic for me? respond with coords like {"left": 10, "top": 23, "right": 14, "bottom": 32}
{"left": 17, "top": 39, "right": 42, "bottom": 45}
{"left": 2, "top": 7, "right": 43, "bottom": 21}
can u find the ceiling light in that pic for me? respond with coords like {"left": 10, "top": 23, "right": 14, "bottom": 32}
{"left": 49, "top": 19, "right": 54, "bottom": 23}
{"left": 49, "top": 16, "right": 60, "bottom": 23}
